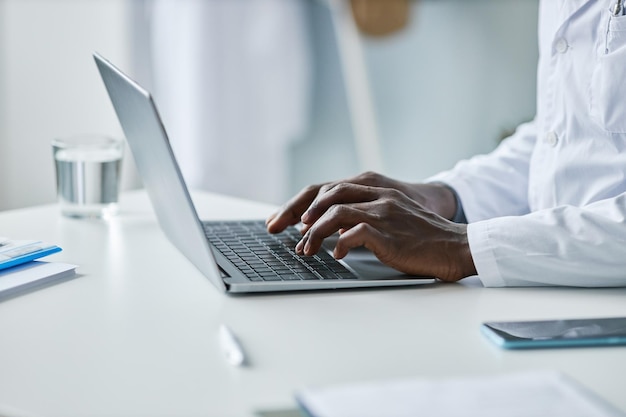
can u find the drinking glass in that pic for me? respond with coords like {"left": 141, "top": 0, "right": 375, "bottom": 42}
{"left": 52, "top": 135, "right": 123, "bottom": 219}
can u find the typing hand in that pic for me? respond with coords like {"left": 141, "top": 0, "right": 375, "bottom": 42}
{"left": 290, "top": 182, "right": 476, "bottom": 282}
{"left": 266, "top": 171, "right": 457, "bottom": 234}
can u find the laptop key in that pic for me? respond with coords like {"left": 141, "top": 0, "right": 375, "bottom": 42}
{"left": 204, "top": 220, "right": 362, "bottom": 284}
{"left": 281, "top": 274, "right": 302, "bottom": 281}
{"left": 261, "top": 275, "right": 282, "bottom": 281}
{"left": 248, "top": 275, "right": 263, "bottom": 282}
{"left": 299, "top": 272, "right": 320, "bottom": 280}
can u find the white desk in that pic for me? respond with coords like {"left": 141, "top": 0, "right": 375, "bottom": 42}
{"left": 1, "top": 190, "right": 626, "bottom": 417}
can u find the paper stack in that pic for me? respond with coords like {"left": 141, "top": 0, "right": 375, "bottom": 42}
{"left": 0, "top": 238, "right": 76, "bottom": 298}
{"left": 296, "top": 371, "right": 625, "bottom": 417}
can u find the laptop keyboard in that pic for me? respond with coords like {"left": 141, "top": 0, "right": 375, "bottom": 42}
{"left": 203, "top": 220, "right": 358, "bottom": 282}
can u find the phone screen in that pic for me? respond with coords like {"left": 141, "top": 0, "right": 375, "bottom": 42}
{"left": 481, "top": 317, "right": 626, "bottom": 349}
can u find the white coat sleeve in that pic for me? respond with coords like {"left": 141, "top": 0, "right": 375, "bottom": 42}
{"left": 469, "top": 193, "right": 626, "bottom": 287}
{"left": 427, "top": 120, "right": 537, "bottom": 222}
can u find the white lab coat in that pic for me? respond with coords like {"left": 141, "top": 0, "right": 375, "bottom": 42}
{"left": 429, "top": 0, "right": 626, "bottom": 287}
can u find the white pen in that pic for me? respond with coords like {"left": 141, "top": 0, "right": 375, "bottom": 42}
{"left": 219, "top": 324, "right": 247, "bottom": 367}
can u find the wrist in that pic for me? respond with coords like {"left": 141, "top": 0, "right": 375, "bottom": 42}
{"left": 441, "top": 224, "right": 477, "bottom": 282}
{"left": 457, "top": 227, "right": 477, "bottom": 279}
{"left": 407, "top": 182, "right": 459, "bottom": 220}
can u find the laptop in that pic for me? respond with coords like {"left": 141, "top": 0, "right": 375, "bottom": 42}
{"left": 94, "top": 53, "right": 436, "bottom": 293}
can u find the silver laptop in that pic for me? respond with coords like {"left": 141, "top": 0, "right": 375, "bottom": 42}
{"left": 94, "top": 53, "right": 435, "bottom": 293}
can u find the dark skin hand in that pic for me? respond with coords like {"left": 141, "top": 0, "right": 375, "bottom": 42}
{"left": 266, "top": 172, "right": 477, "bottom": 282}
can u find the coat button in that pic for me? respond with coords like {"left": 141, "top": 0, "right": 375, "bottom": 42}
{"left": 555, "top": 38, "right": 568, "bottom": 53}
{"left": 545, "top": 131, "right": 559, "bottom": 147}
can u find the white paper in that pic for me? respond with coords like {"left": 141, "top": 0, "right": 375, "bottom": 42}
{"left": 0, "top": 261, "right": 76, "bottom": 297}
{"left": 297, "top": 371, "right": 625, "bottom": 417}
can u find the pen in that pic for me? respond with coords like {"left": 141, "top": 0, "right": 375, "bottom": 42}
{"left": 219, "top": 324, "right": 247, "bottom": 367}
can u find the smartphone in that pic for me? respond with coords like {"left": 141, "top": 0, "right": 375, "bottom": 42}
{"left": 481, "top": 317, "right": 626, "bottom": 349}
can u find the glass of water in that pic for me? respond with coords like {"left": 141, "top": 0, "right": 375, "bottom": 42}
{"left": 52, "top": 135, "right": 124, "bottom": 219}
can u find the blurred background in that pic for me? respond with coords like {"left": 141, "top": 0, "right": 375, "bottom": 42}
{"left": 0, "top": 0, "right": 538, "bottom": 211}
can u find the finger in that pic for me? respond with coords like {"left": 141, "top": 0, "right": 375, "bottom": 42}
{"left": 296, "top": 215, "right": 357, "bottom": 252}
{"left": 333, "top": 223, "right": 384, "bottom": 259}
{"left": 300, "top": 221, "right": 353, "bottom": 236}
{"left": 265, "top": 211, "right": 279, "bottom": 225}
{"left": 266, "top": 183, "right": 325, "bottom": 233}
{"left": 298, "top": 172, "right": 389, "bottom": 224}
{"left": 298, "top": 204, "right": 374, "bottom": 256}
{"left": 301, "top": 183, "right": 383, "bottom": 226}
{"left": 270, "top": 172, "right": 390, "bottom": 233}
{"left": 296, "top": 180, "right": 353, "bottom": 234}
{"left": 300, "top": 222, "right": 311, "bottom": 235}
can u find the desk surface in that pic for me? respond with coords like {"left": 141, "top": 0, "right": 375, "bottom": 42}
{"left": 1, "top": 190, "right": 625, "bottom": 417}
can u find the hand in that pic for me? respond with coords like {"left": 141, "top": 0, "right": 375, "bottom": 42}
{"left": 293, "top": 183, "right": 476, "bottom": 282}
{"left": 266, "top": 171, "right": 458, "bottom": 234}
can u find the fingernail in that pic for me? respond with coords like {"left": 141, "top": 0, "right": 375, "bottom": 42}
{"left": 295, "top": 239, "right": 304, "bottom": 254}
{"left": 301, "top": 211, "right": 310, "bottom": 223}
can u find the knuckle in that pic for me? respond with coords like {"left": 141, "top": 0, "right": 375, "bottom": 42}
{"left": 330, "top": 204, "right": 351, "bottom": 217}
{"left": 334, "top": 182, "right": 351, "bottom": 193}
{"left": 302, "top": 184, "right": 320, "bottom": 195}
{"left": 360, "top": 171, "right": 380, "bottom": 183}
{"left": 328, "top": 204, "right": 342, "bottom": 216}
{"left": 354, "top": 222, "right": 370, "bottom": 234}
{"left": 309, "top": 197, "right": 321, "bottom": 209}
{"left": 319, "top": 183, "right": 333, "bottom": 194}
{"left": 380, "top": 191, "right": 404, "bottom": 208}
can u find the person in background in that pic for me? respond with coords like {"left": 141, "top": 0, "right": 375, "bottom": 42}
{"left": 267, "top": 0, "right": 626, "bottom": 287}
